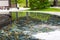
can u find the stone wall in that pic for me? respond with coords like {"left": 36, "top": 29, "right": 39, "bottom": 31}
{"left": 0, "top": 14, "right": 11, "bottom": 29}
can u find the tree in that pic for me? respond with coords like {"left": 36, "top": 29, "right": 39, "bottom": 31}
{"left": 17, "top": 0, "right": 23, "bottom": 4}
{"left": 17, "top": 0, "right": 26, "bottom": 7}
{"left": 53, "top": 0, "right": 58, "bottom": 6}
{"left": 26, "top": 0, "right": 28, "bottom": 7}
{"left": 29, "top": 0, "right": 50, "bottom": 10}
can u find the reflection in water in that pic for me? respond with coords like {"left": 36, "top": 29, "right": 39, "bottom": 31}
{"left": 32, "top": 30, "right": 60, "bottom": 40}
{"left": 0, "top": 12, "right": 60, "bottom": 40}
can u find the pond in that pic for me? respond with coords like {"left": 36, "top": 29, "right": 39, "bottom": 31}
{"left": 0, "top": 12, "right": 60, "bottom": 40}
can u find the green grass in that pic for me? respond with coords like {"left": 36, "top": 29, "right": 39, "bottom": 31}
{"left": 40, "top": 8, "right": 60, "bottom": 12}
{"left": 29, "top": 8, "right": 60, "bottom": 12}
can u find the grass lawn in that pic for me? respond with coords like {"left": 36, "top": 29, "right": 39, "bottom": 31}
{"left": 29, "top": 8, "right": 60, "bottom": 12}
{"left": 40, "top": 8, "right": 60, "bottom": 12}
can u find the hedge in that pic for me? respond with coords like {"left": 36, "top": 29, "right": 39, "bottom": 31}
{"left": 29, "top": 0, "right": 50, "bottom": 10}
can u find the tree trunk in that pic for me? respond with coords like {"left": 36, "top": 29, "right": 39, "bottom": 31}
{"left": 53, "top": 0, "right": 58, "bottom": 6}
{"left": 26, "top": 0, "right": 28, "bottom": 7}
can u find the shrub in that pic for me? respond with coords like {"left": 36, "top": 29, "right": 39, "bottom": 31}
{"left": 29, "top": 0, "right": 50, "bottom": 10}
{"left": 17, "top": 0, "right": 26, "bottom": 7}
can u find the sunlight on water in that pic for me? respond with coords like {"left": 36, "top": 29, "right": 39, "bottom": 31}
{"left": 32, "top": 30, "right": 60, "bottom": 40}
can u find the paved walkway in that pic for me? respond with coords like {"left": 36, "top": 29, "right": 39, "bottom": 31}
{"left": 0, "top": 8, "right": 30, "bottom": 14}
{"left": 0, "top": 8, "right": 60, "bottom": 16}
{"left": 24, "top": 11, "right": 60, "bottom": 16}
{"left": 0, "top": 12, "right": 9, "bottom": 14}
